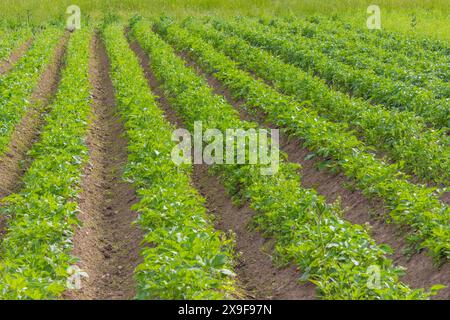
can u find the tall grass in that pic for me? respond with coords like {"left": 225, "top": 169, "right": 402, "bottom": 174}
{"left": 0, "top": 0, "right": 448, "bottom": 40}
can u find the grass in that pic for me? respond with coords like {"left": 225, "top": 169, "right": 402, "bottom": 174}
{"left": 0, "top": 0, "right": 448, "bottom": 40}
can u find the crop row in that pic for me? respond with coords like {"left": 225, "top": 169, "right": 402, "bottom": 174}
{"left": 0, "top": 27, "right": 32, "bottom": 61}
{"left": 305, "top": 15, "right": 450, "bottom": 65}
{"left": 263, "top": 18, "right": 449, "bottom": 99}
{"left": 132, "top": 18, "right": 433, "bottom": 299}
{"left": 212, "top": 18, "right": 449, "bottom": 129}
{"left": 182, "top": 18, "right": 449, "bottom": 185}
{"left": 288, "top": 18, "right": 450, "bottom": 81}
{"left": 0, "top": 29, "right": 92, "bottom": 299}
{"left": 152, "top": 18, "right": 449, "bottom": 262}
{"left": 0, "top": 26, "right": 63, "bottom": 155}
{"left": 285, "top": 17, "right": 449, "bottom": 80}
{"left": 360, "top": 23, "right": 450, "bottom": 57}
{"left": 101, "top": 23, "right": 237, "bottom": 300}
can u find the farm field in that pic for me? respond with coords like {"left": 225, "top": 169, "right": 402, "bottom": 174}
{"left": 0, "top": 1, "right": 449, "bottom": 301}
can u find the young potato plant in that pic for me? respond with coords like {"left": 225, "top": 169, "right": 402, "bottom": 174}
{"left": 183, "top": 18, "right": 449, "bottom": 185}
{"left": 214, "top": 18, "right": 449, "bottom": 129}
{"left": 101, "top": 23, "right": 237, "bottom": 300}
{"left": 153, "top": 19, "right": 449, "bottom": 263}
{"left": 0, "top": 28, "right": 92, "bottom": 299}
{"left": 132, "top": 18, "right": 434, "bottom": 299}
{"left": 0, "top": 26, "right": 62, "bottom": 155}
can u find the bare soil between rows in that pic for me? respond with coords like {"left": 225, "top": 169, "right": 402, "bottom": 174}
{"left": 128, "top": 37, "right": 316, "bottom": 300}
{"left": 65, "top": 34, "right": 142, "bottom": 300}
{"left": 174, "top": 50, "right": 449, "bottom": 299}
{"left": 0, "top": 33, "right": 68, "bottom": 240}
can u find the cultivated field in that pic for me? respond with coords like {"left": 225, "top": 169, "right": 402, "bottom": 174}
{"left": 0, "top": 1, "right": 448, "bottom": 300}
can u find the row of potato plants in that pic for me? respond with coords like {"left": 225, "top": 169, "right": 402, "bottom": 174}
{"left": 259, "top": 17, "right": 450, "bottom": 100}
{"left": 0, "top": 26, "right": 63, "bottom": 155}
{"left": 0, "top": 28, "right": 92, "bottom": 299}
{"left": 285, "top": 17, "right": 449, "bottom": 78}
{"left": 101, "top": 23, "right": 237, "bottom": 300}
{"left": 263, "top": 18, "right": 449, "bottom": 99}
{"left": 352, "top": 21, "right": 449, "bottom": 57}
{"left": 213, "top": 18, "right": 449, "bottom": 129}
{"left": 153, "top": 19, "right": 449, "bottom": 263}
{"left": 288, "top": 16, "right": 449, "bottom": 81}
{"left": 376, "top": 30, "right": 449, "bottom": 56}
{"left": 0, "top": 26, "right": 32, "bottom": 62}
{"left": 230, "top": 17, "right": 450, "bottom": 126}
{"left": 305, "top": 15, "right": 450, "bottom": 66}
{"left": 131, "top": 18, "right": 434, "bottom": 299}
{"left": 182, "top": 18, "right": 449, "bottom": 185}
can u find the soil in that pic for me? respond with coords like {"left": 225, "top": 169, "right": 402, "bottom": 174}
{"left": 0, "top": 38, "right": 32, "bottom": 74}
{"left": 440, "top": 192, "right": 449, "bottom": 206}
{"left": 193, "top": 164, "right": 317, "bottom": 299}
{"left": 128, "top": 37, "right": 317, "bottom": 300}
{"left": 175, "top": 51, "right": 450, "bottom": 299}
{"left": 65, "top": 34, "right": 142, "bottom": 300}
{"left": 0, "top": 34, "right": 68, "bottom": 240}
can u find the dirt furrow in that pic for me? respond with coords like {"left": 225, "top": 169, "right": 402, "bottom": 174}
{"left": 0, "top": 34, "right": 68, "bottom": 239}
{"left": 175, "top": 51, "right": 449, "bottom": 299}
{"left": 0, "top": 38, "right": 33, "bottom": 74}
{"left": 66, "top": 34, "right": 141, "bottom": 300}
{"left": 128, "top": 38, "right": 317, "bottom": 300}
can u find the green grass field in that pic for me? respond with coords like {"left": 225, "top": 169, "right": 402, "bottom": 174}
{"left": 1, "top": 0, "right": 449, "bottom": 40}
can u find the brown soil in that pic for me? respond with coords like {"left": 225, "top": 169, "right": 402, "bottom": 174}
{"left": 0, "top": 38, "right": 33, "bottom": 74}
{"left": 128, "top": 38, "right": 317, "bottom": 300}
{"left": 65, "top": 34, "right": 142, "bottom": 300}
{"left": 0, "top": 34, "right": 68, "bottom": 239}
{"left": 440, "top": 192, "right": 449, "bottom": 206}
{"left": 193, "top": 164, "right": 317, "bottom": 299}
{"left": 175, "top": 51, "right": 449, "bottom": 299}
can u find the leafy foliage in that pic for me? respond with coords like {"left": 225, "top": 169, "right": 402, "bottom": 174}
{"left": 102, "top": 23, "right": 237, "bottom": 300}
{"left": 183, "top": 17, "right": 450, "bottom": 184}
{"left": 0, "top": 28, "right": 92, "bottom": 299}
{"left": 266, "top": 17, "right": 449, "bottom": 95}
{"left": 0, "top": 26, "right": 32, "bottom": 62}
{"left": 0, "top": 26, "right": 62, "bottom": 155}
{"left": 132, "top": 19, "right": 434, "bottom": 299}
{"left": 214, "top": 18, "right": 449, "bottom": 129}
{"left": 152, "top": 19, "right": 449, "bottom": 263}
